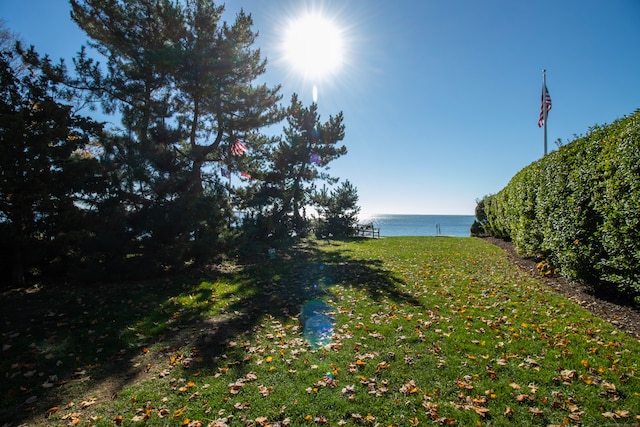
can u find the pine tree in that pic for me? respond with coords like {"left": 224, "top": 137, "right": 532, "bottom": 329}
{"left": 314, "top": 181, "right": 361, "bottom": 238}
{"left": 70, "top": 0, "right": 282, "bottom": 266}
{"left": 250, "top": 94, "right": 347, "bottom": 238}
{"left": 0, "top": 44, "right": 103, "bottom": 286}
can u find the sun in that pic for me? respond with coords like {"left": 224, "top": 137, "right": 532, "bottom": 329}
{"left": 282, "top": 12, "right": 345, "bottom": 81}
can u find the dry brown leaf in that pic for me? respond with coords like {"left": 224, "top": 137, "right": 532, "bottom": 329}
{"left": 80, "top": 397, "right": 97, "bottom": 408}
{"left": 45, "top": 406, "right": 60, "bottom": 417}
{"left": 529, "top": 407, "right": 544, "bottom": 416}
{"left": 474, "top": 407, "right": 490, "bottom": 418}
{"left": 614, "top": 409, "right": 630, "bottom": 418}
{"left": 559, "top": 369, "right": 577, "bottom": 382}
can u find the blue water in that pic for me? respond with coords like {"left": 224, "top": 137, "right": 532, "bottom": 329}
{"left": 360, "top": 214, "right": 475, "bottom": 237}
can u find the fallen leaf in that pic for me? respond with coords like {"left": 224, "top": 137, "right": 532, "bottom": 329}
{"left": 258, "top": 385, "right": 273, "bottom": 397}
{"left": 46, "top": 407, "right": 60, "bottom": 418}
{"left": 559, "top": 369, "right": 577, "bottom": 382}
{"left": 400, "top": 380, "right": 419, "bottom": 394}
{"left": 80, "top": 397, "right": 97, "bottom": 408}
{"left": 529, "top": 407, "right": 544, "bottom": 416}
{"left": 614, "top": 409, "right": 629, "bottom": 418}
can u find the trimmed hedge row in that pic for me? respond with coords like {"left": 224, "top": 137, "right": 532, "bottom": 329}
{"left": 474, "top": 109, "right": 640, "bottom": 300}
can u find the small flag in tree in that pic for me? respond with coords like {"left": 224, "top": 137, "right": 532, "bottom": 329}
{"left": 240, "top": 172, "right": 252, "bottom": 179}
{"left": 231, "top": 140, "right": 247, "bottom": 156}
{"left": 538, "top": 83, "right": 552, "bottom": 127}
{"left": 221, "top": 168, "right": 230, "bottom": 179}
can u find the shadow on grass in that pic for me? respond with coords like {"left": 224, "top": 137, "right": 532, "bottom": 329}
{"left": 0, "top": 238, "right": 420, "bottom": 424}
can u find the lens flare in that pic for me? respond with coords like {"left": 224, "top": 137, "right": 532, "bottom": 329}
{"left": 301, "top": 300, "right": 334, "bottom": 348}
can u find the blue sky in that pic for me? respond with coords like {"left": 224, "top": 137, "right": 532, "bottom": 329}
{"left": 2, "top": 0, "right": 640, "bottom": 216}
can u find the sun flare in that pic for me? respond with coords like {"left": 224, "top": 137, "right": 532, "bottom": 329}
{"left": 282, "top": 12, "right": 345, "bottom": 81}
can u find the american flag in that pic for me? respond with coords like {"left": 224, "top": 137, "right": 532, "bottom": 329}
{"left": 538, "top": 83, "right": 552, "bottom": 127}
{"left": 221, "top": 168, "right": 230, "bottom": 179}
{"left": 231, "top": 140, "right": 247, "bottom": 156}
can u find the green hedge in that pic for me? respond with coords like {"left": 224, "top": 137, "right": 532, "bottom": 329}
{"left": 475, "top": 109, "right": 640, "bottom": 300}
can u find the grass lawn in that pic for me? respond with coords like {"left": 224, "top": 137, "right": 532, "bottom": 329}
{"left": 2, "top": 237, "right": 639, "bottom": 426}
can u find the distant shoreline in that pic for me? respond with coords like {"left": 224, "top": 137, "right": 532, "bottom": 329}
{"left": 358, "top": 214, "right": 475, "bottom": 238}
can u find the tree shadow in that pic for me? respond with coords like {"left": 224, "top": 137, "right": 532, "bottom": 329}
{"left": 191, "top": 238, "right": 423, "bottom": 370}
{"left": 0, "top": 239, "right": 421, "bottom": 424}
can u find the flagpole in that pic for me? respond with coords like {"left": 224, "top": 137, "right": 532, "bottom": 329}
{"left": 543, "top": 69, "right": 548, "bottom": 156}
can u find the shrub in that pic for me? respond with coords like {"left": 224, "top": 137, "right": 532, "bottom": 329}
{"left": 475, "top": 110, "right": 640, "bottom": 301}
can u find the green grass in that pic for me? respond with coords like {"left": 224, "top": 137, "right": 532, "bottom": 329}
{"left": 2, "top": 237, "right": 639, "bottom": 426}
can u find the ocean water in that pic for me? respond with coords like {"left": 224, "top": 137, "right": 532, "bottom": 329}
{"left": 360, "top": 214, "right": 476, "bottom": 237}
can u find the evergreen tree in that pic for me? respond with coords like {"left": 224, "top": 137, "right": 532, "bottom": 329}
{"left": 70, "top": 0, "right": 191, "bottom": 268}
{"left": 0, "top": 44, "right": 103, "bottom": 286}
{"left": 174, "top": 1, "right": 283, "bottom": 198}
{"left": 70, "top": 0, "right": 282, "bottom": 266}
{"left": 249, "top": 94, "right": 346, "bottom": 239}
{"left": 314, "top": 180, "right": 361, "bottom": 238}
